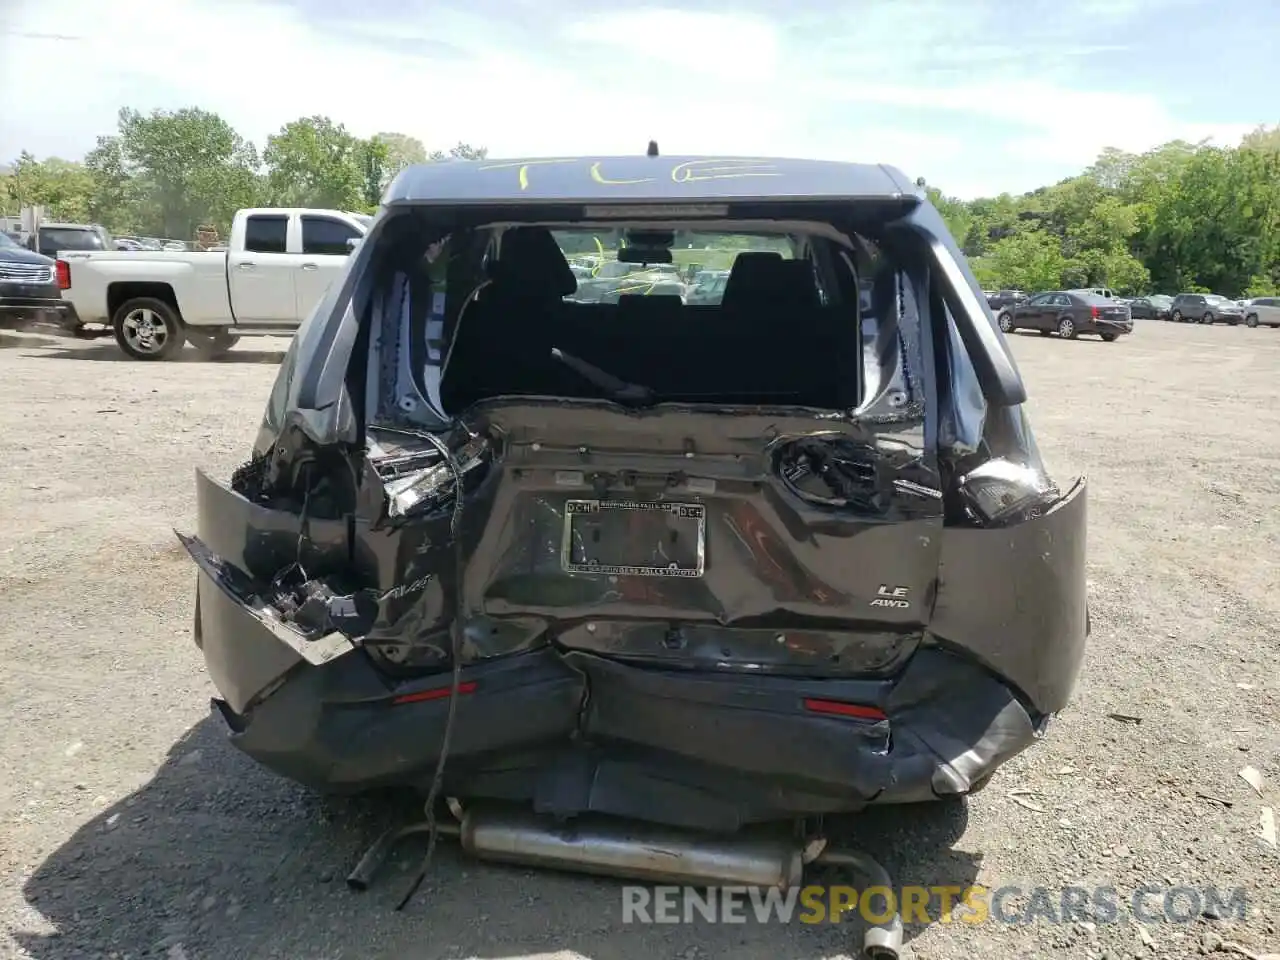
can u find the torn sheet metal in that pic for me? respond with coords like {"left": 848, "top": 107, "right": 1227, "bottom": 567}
{"left": 368, "top": 427, "right": 491, "bottom": 519}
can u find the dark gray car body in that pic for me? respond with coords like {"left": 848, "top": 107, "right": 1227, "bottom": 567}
{"left": 179, "top": 156, "right": 1088, "bottom": 832}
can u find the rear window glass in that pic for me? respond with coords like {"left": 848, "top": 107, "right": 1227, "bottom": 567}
{"left": 556, "top": 230, "right": 795, "bottom": 306}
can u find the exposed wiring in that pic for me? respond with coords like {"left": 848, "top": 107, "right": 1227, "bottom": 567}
{"left": 395, "top": 424, "right": 468, "bottom": 911}
{"left": 296, "top": 462, "right": 313, "bottom": 568}
{"left": 270, "top": 462, "right": 315, "bottom": 591}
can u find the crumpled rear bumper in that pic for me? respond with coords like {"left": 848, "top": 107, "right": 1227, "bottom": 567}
{"left": 191, "top": 468, "right": 1084, "bottom": 830}
{"left": 213, "top": 641, "right": 1039, "bottom": 830}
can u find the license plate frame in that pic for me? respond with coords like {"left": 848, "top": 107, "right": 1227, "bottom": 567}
{"left": 560, "top": 499, "right": 706, "bottom": 578}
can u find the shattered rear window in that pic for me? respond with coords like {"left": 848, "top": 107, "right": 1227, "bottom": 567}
{"left": 365, "top": 214, "right": 937, "bottom": 423}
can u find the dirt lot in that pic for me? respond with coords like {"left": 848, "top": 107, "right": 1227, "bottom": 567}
{"left": 1, "top": 321, "right": 1278, "bottom": 960}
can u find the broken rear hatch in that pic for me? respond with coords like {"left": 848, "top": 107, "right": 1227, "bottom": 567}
{"left": 178, "top": 176, "right": 1087, "bottom": 818}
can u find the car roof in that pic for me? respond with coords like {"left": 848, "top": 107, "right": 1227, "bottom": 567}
{"left": 384, "top": 155, "right": 919, "bottom": 205}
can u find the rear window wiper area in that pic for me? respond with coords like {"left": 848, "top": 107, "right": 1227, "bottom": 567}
{"left": 550, "top": 346, "right": 657, "bottom": 406}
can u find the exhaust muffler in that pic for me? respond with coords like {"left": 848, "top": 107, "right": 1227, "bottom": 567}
{"left": 457, "top": 804, "right": 805, "bottom": 887}
{"left": 348, "top": 803, "right": 902, "bottom": 960}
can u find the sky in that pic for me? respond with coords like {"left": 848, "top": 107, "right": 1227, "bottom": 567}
{"left": 0, "top": 0, "right": 1276, "bottom": 199}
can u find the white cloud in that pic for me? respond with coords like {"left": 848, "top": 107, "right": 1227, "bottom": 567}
{"left": 0, "top": 0, "right": 1267, "bottom": 199}
{"left": 818, "top": 79, "right": 1254, "bottom": 172}
{"left": 563, "top": 10, "right": 780, "bottom": 76}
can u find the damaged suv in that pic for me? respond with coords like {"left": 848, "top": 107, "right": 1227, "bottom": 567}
{"left": 184, "top": 155, "right": 1087, "bottom": 837}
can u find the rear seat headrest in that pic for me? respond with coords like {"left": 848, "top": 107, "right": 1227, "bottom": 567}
{"left": 774, "top": 260, "right": 821, "bottom": 307}
{"left": 489, "top": 227, "right": 578, "bottom": 299}
{"left": 721, "top": 251, "right": 818, "bottom": 309}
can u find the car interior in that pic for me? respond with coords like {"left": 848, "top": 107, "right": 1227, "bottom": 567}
{"left": 434, "top": 223, "right": 886, "bottom": 413}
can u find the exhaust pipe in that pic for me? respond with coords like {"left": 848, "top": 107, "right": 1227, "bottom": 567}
{"left": 456, "top": 804, "right": 805, "bottom": 888}
{"left": 348, "top": 804, "right": 902, "bottom": 960}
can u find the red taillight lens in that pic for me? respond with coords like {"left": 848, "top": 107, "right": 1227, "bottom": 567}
{"left": 392, "top": 680, "right": 477, "bottom": 705}
{"left": 803, "top": 698, "right": 887, "bottom": 721}
{"left": 1090, "top": 305, "right": 1099, "bottom": 319}
{"left": 55, "top": 260, "right": 71, "bottom": 289}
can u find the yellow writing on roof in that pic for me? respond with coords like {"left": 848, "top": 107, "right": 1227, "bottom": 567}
{"left": 476, "top": 158, "right": 578, "bottom": 191}
{"left": 670, "top": 159, "right": 782, "bottom": 183}
{"left": 590, "top": 162, "right": 653, "bottom": 186}
{"left": 477, "top": 158, "right": 784, "bottom": 191}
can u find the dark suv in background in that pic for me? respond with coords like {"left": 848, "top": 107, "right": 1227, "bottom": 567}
{"left": 31, "top": 223, "right": 113, "bottom": 259}
{"left": 1169, "top": 293, "right": 1244, "bottom": 324}
{"left": 986, "top": 289, "right": 1026, "bottom": 311}
{"left": 1125, "top": 295, "right": 1172, "bottom": 320}
{"left": 0, "top": 231, "right": 67, "bottom": 329}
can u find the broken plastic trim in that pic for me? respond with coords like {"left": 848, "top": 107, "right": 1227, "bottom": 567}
{"left": 177, "top": 532, "right": 359, "bottom": 666}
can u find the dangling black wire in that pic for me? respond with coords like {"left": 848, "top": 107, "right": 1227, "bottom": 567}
{"left": 395, "top": 426, "right": 467, "bottom": 911}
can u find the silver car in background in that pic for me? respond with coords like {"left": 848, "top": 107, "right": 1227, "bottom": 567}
{"left": 1243, "top": 297, "right": 1280, "bottom": 328}
{"left": 1168, "top": 293, "right": 1245, "bottom": 324}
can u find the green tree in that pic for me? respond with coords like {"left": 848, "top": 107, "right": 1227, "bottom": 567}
{"left": 360, "top": 137, "right": 390, "bottom": 208}
{"left": 3, "top": 152, "right": 96, "bottom": 221}
{"left": 985, "top": 229, "right": 1069, "bottom": 291}
{"left": 263, "top": 115, "right": 366, "bottom": 210}
{"left": 83, "top": 135, "right": 142, "bottom": 231}
{"left": 428, "top": 142, "right": 489, "bottom": 161}
{"left": 112, "top": 107, "right": 261, "bottom": 238}
{"left": 373, "top": 132, "right": 427, "bottom": 184}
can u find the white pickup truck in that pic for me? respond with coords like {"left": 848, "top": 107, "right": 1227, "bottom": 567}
{"left": 57, "top": 207, "right": 369, "bottom": 359}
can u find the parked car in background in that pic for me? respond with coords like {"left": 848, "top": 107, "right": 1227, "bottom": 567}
{"left": 1243, "top": 297, "right": 1280, "bottom": 328}
{"left": 986, "top": 289, "right": 1026, "bottom": 311}
{"left": 1169, "top": 293, "right": 1244, "bottom": 324}
{"left": 0, "top": 231, "right": 69, "bottom": 329}
{"left": 56, "top": 207, "right": 369, "bottom": 359}
{"left": 1126, "top": 294, "right": 1173, "bottom": 320}
{"left": 684, "top": 268, "right": 730, "bottom": 304}
{"left": 31, "top": 222, "right": 113, "bottom": 258}
{"left": 996, "top": 290, "right": 1133, "bottom": 341}
{"left": 1069, "top": 287, "right": 1115, "bottom": 300}
{"left": 595, "top": 272, "right": 687, "bottom": 303}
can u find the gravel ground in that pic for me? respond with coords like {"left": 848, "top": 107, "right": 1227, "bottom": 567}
{"left": 1, "top": 321, "right": 1278, "bottom": 960}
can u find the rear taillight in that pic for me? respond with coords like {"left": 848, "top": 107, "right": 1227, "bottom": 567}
{"left": 55, "top": 260, "right": 70, "bottom": 290}
{"left": 1090, "top": 305, "right": 1099, "bottom": 319}
{"left": 803, "top": 698, "right": 887, "bottom": 722}
{"left": 392, "top": 681, "right": 477, "bottom": 705}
